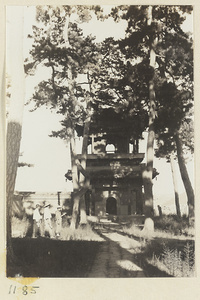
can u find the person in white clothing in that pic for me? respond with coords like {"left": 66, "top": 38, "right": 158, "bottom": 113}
{"left": 55, "top": 206, "right": 62, "bottom": 237}
{"left": 44, "top": 203, "right": 53, "bottom": 238}
{"left": 55, "top": 206, "right": 67, "bottom": 237}
{"left": 32, "top": 204, "right": 42, "bottom": 238}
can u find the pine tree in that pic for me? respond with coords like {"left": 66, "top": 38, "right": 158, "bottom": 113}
{"left": 110, "top": 5, "right": 193, "bottom": 229}
{"left": 25, "top": 5, "right": 103, "bottom": 228}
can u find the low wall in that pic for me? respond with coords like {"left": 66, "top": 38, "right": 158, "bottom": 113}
{"left": 12, "top": 192, "right": 72, "bottom": 217}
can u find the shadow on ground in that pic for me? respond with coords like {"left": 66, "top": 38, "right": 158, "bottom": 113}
{"left": 7, "top": 238, "right": 102, "bottom": 278}
{"left": 111, "top": 227, "right": 195, "bottom": 265}
{"left": 90, "top": 229, "right": 172, "bottom": 278}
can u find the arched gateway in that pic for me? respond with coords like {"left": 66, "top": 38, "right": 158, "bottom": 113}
{"left": 106, "top": 197, "right": 117, "bottom": 215}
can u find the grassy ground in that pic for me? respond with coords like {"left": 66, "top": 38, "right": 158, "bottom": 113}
{"left": 8, "top": 216, "right": 104, "bottom": 277}
{"left": 122, "top": 214, "right": 194, "bottom": 239}
{"left": 9, "top": 214, "right": 195, "bottom": 278}
{"left": 120, "top": 214, "right": 195, "bottom": 277}
{"left": 9, "top": 216, "right": 104, "bottom": 277}
{"left": 12, "top": 216, "right": 103, "bottom": 241}
{"left": 154, "top": 214, "right": 194, "bottom": 237}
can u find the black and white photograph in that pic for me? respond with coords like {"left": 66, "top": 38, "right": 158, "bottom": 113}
{"left": 2, "top": 2, "right": 198, "bottom": 293}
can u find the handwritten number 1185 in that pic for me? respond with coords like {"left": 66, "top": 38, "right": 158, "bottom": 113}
{"left": 9, "top": 285, "right": 39, "bottom": 295}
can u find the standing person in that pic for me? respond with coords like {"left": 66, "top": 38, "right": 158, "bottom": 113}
{"left": 44, "top": 203, "right": 53, "bottom": 238}
{"left": 55, "top": 206, "right": 62, "bottom": 237}
{"left": 32, "top": 204, "right": 42, "bottom": 238}
{"left": 55, "top": 206, "right": 67, "bottom": 237}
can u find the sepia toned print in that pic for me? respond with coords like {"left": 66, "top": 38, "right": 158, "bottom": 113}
{"left": 6, "top": 5, "right": 194, "bottom": 279}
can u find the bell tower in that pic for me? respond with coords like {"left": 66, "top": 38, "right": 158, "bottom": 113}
{"left": 77, "top": 108, "right": 145, "bottom": 218}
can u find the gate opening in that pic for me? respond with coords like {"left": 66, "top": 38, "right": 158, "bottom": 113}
{"left": 106, "top": 197, "right": 117, "bottom": 215}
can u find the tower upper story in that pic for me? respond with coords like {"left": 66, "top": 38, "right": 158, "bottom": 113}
{"left": 76, "top": 108, "right": 146, "bottom": 181}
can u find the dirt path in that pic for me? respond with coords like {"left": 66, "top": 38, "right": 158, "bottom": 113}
{"left": 87, "top": 226, "right": 146, "bottom": 277}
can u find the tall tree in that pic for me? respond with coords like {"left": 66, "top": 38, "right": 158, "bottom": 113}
{"left": 88, "top": 37, "right": 149, "bottom": 142}
{"left": 25, "top": 5, "right": 101, "bottom": 228}
{"left": 110, "top": 5, "right": 193, "bottom": 228}
{"left": 142, "top": 6, "right": 157, "bottom": 231}
{"left": 155, "top": 26, "right": 194, "bottom": 217}
{"left": 6, "top": 6, "right": 25, "bottom": 262}
{"left": 153, "top": 6, "right": 194, "bottom": 218}
{"left": 156, "top": 113, "right": 194, "bottom": 219}
{"left": 110, "top": 5, "right": 159, "bottom": 231}
{"left": 175, "top": 129, "right": 194, "bottom": 218}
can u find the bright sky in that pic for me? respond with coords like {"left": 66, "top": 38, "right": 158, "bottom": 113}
{"left": 8, "top": 6, "right": 194, "bottom": 214}
{"left": 15, "top": 5, "right": 128, "bottom": 193}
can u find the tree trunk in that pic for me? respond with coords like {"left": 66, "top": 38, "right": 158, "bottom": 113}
{"left": 170, "top": 153, "right": 181, "bottom": 218}
{"left": 79, "top": 84, "right": 92, "bottom": 224}
{"left": 174, "top": 131, "right": 194, "bottom": 219}
{"left": 70, "top": 134, "right": 80, "bottom": 230}
{"left": 63, "top": 12, "right": 91, "bottom": 228}
{"left": 1, "top": 40, "right": 6, "bottom": 267}
{"left": 142, "top": 6, "right": 157, "bottom": 233}
{"left": 63, "top": 14, "right": 80, "bottom": 229}
{"left": 79, "top": 115, "right": 91, "bottom": 224}
{"left": 67, "top": 81, "right": 91, "bottom": 227}
{"left": 67, "top": 58, "right": 83, "bottom": 229}
{"left": 6, "top": 6, "right": 25, "bottom": 264}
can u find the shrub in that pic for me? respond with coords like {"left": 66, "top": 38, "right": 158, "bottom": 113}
{"left": 11, "top": 216, "right": 29, "bottom": 238}
{"left": 154, "top": 215, "right": 194, "bottom": 237}
{"left": 147, "top": 242, "right": 195, "bottom": 277}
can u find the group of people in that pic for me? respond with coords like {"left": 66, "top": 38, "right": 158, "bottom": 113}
{"left": 32, "top": 203, "right": 65, "bottom": 238}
